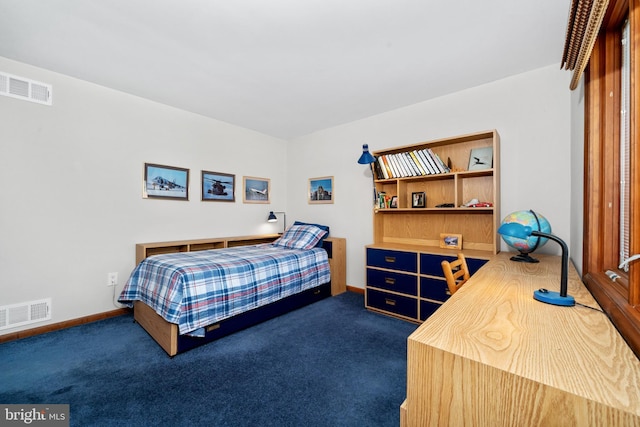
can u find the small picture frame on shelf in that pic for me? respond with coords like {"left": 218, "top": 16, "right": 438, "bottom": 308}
{"left": 411, "top": 192, "right": 426, "bottom": 208}
{"left": 440, "top": 233, "right": 462, "bottom": 250}
{"left": 468, "top": 147, "right": 493, "bottom": 171}
{"left": 390, "top": 196, "right": 398, "bottom": 208}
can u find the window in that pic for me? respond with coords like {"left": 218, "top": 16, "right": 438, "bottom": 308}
{"left": 583, "top": 0, "right": 640, "bottom": 357}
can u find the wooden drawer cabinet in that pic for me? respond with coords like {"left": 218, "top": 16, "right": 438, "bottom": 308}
{"left": 366, "top": 245, "right": 489, "bottom": 323}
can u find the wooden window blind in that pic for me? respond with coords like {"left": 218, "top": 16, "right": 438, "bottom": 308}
{"left": 561, "top": 0, "right": 611, "bottom": 89}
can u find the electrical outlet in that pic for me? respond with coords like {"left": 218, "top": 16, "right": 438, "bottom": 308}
{"left": 107, "top": 272, "right": 118, "bottom": 287}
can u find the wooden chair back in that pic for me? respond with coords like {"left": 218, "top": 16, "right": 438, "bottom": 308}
{"left": 441, "top": 253, "right": 470, "bottom": 295}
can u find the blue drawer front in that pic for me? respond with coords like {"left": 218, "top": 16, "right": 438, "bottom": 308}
{"left": 367, "top": 268, "right": 417, "bottom": 296}
{"left": 420, "top": 253, "right": 457, "bottom": 276}
{"left": 420, "top": 253, "right": 489, "bottom": 277}
{"left": 420, "top": 300, "right": 441, "bottom": 321}
{"left": 367, "top": 248, "right": 417, "bottom": 272}
{"left": 467, "top": 258, "right": 488, "bottom": 275}
{"left": 366, "top": 289, "right": 417, "bottom": 319}
{"left": 420, "top": 277, "right": 451, "bottom": 302}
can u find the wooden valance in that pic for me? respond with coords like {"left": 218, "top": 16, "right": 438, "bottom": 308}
{"left": 561, "top": 0, "right": 610, "bottom": 89}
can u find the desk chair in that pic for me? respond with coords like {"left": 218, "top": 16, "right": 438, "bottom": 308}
{"left": 441, "top": 253, "right": 470, "bottom": 295}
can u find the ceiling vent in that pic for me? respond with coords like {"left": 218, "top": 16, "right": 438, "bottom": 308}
{"left": 0, "top": 71, "right": 52, "bottom": 105}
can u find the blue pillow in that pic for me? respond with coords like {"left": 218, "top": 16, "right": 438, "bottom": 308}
{"left": 273, "top": 224, "right": 329, "bottom": 250}
{"left": 293, "top": 221, "right": 330, "bottom": 247}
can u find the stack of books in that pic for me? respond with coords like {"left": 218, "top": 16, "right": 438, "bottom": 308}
{"left": 373, "top": 148, "right": 450, "bottom": 179}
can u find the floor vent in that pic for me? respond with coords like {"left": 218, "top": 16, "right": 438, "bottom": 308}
{"left": 0, "top": 298, "right": 52, "bottom": 330}
{"left": 0, "top": 71, "right": 52, "bottom": 105}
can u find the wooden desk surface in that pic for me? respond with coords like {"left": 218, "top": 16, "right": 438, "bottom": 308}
{"left": 405, "top": 252, "right": 640, "bottom": 426}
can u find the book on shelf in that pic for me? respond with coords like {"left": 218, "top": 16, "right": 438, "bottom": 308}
{"left": 373, "top": 157, "right": 386, "bottom": 180}
{"left": 427, "top": 148, "right": 450, "bottom": 173}
{"left": 409, "top": 151, "right": 427, "bottom": 175}
{"left": 398, "top": 153, "right": 413, "bottom": 177}
{"left": 418, "top": 149, "right": 438, "bottom": 174}
{"left": 404, "top": 152, "right": 420, "bottom": 176}
{"left": 388, "top": 156, "right": 398, "bottom": 177}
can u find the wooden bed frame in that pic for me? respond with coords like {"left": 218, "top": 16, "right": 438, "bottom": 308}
{"left": 131, "top": 234, "right": 346, "bottom": 356}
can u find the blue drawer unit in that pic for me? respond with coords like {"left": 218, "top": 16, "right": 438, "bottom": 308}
{"left": 420, "top": 276, "right": 451, "bottom": 302}
{"left": 367, "top": 268, "right": 417, "bottom": 296}
{"left": 367, "top": 248, "right": 417, "bottom": 273}
{"left": 420, "top": 300, "right": 441, "bottom": 321}
{"left": 367, "top": 288, "right": 418, "bottom": 319}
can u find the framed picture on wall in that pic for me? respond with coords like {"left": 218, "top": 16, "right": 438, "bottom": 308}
{"left": 308, "top": 176, "right": 334, "bottom": 204}
{"left": 201, "top": 170, "right": 235, "bottom": 202}
{"left": 243, "top": 176, "right": 270, "bottom": 203}
{"left": 143, "top": 163, "right": 189, "bottom": 200}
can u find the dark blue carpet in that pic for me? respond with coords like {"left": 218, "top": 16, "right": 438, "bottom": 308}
{"left": 0, "top": 292, "right": 417, "bottom": 426}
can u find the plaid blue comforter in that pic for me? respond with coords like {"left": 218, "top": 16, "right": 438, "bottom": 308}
{"left": 118, "top": 244, "right": 330, "bottom": 336}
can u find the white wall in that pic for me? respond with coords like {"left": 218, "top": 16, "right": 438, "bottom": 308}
{"left": 0, "top": 57, "right": 288, "bottom": 333}
{"left": 288, "top": 64, "right": 573, "bottom": 289}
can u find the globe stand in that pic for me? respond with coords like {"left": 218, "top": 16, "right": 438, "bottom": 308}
{"left": 510, "top": 253, "right": 539, "bottom": 263}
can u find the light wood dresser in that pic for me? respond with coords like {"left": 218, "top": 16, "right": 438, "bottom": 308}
{"left": 401, "top": 252, "right": 640, "bottom": 426}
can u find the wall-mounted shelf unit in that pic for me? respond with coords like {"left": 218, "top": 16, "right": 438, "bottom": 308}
{"left": 371, "top": 130, "right": 500, "bottom": 253}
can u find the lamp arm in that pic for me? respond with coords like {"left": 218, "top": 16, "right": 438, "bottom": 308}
{"left": 532, "top": 231, "right": 569, "bottom": 297}
{"left": 272, "top": 211, "right": 286, "bottom": 234}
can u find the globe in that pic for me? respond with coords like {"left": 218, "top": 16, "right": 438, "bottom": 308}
{"left": 500, "top": 210, "right": 551, "bottom": 263}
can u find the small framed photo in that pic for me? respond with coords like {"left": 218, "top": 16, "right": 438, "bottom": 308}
{"left": 309, "top": 176, "right": 334, "bottom": 204}
{"left": 468, "top": 147, "right": 493, "bottom": 171}
{"left": 143, "top": 163, "right": 189, "bottom": 200}
{"left": 202, "top": 171, "right": 235, "bottom": 202}
{"left": 440, "top": 233, "right": 462, "bottom": 250}
{"left": 411, "top": 191, "right": 426, "bottom": 208}
{"left": 243, "top": 176, "right": 270, "bottom": 203}
{"left": 390, "top": 196, "right": 398, "bottom": 208}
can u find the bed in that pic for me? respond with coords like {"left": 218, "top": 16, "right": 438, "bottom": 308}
{"left": 119, "top": 225, "right": 346, "bottom": 356}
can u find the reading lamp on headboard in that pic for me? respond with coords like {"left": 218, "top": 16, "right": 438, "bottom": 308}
{"left": 267, "top": 211, "right": 287, "bottom": 234}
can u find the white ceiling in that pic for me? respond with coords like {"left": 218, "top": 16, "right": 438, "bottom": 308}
{"left": 0, "top": 0, "right": 570, "bottom": 139}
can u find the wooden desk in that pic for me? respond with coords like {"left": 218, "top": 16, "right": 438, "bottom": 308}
{"left": 403, "top": 252, "right": 640, "bottom": 426}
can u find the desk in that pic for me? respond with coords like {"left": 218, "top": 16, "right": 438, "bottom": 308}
{"left": 402, "top": 252, "right": 640, "bottom": 426}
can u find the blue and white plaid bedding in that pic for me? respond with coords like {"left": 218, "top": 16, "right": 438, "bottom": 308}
{"left": 118, "top": 244, "right": 330, "bottom": 337}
